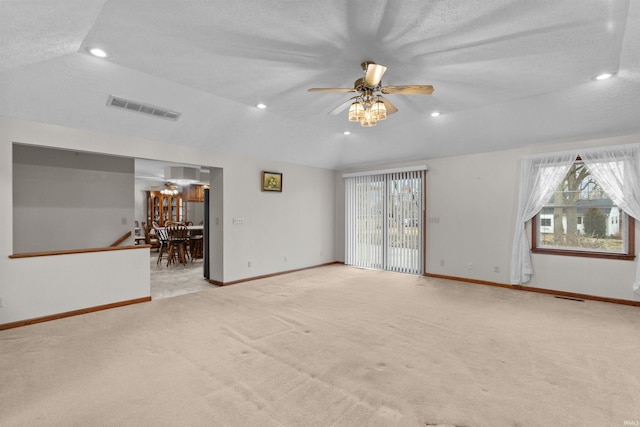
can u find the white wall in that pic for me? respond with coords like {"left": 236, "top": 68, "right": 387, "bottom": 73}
{"left": 220, "top": 157, "right": 335, "bottom": 282}
{"left": 13, "top": 145, "right": 135, "bottom": 252}
{"left": 335, "top": 134, "right": 640, "bottom": 302}
{"left": 1, "top": 248, "right": 150, "bottom": 323}
{"left": 0, "top": 118, "right": 336, "bottom": 324}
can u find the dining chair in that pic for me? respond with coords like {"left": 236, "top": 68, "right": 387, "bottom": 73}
{"left": 142, "top": 222, "right": 159, "bottom": 249}
{"left": 166, "top": 223, "right": 189, "bottom": 266}
{"left": 189, "top": 228, "right": 204, "bottom": 260}
{"left": 154, "top": 226, "right": 170, "bottom": 265}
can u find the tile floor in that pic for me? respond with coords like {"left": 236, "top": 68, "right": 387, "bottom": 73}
{"left": 149, "top": 250, "right": 218, "bottom": 299}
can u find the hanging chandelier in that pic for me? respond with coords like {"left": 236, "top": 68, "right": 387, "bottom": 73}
{"left": 347, "top": 91, "right": 387, "bottom": 127}
{"left": 160, "top": 182, "right": 179, "bottom": 196}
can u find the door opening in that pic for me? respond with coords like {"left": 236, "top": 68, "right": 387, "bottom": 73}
{"left": 345, "top": 169, "right": 425, "bottom": 274}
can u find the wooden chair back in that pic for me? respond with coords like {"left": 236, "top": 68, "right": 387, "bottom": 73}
{"left": 167, "top": 223, "right": 189, "bottom": 240}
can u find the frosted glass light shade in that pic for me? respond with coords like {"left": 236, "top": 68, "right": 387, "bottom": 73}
{"left": 371, "top": 101, "right": 386, "bottom": 121}
{"left": 348, "top": 102, "right": 364, "bottom": 122}
{"left": 360, "top": 108, "right": 377, "bottom": 127}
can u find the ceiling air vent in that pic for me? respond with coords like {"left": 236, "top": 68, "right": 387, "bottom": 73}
{"left": 106, "top": 95, "right": 181, "bottom": 121}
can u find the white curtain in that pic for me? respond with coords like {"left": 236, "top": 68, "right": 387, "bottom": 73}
{"left": 510, "top": 152, "right": 577, "bottom": 284}
{"left": 581, "top": 143, "right": 640, "bottom": 294}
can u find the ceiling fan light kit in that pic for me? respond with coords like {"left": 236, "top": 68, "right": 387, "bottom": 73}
{"left": 347, "top": 95, "right": 388, "bottom": 126}
{"left": 309, "top": 61, "right": 433, "bottom": 127}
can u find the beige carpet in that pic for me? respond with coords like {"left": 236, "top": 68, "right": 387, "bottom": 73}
{"left": 1, "top": 265, "right": 638, "bottom": 427}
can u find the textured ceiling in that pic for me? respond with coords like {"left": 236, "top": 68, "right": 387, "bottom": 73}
{"left": 1, "top": 0, "right": 639, "bottom": 169}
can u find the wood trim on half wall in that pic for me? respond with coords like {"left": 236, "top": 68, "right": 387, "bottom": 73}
{"left": 9, "top": 244, "right": 151, "bottom": 259}
{"left": 0, "top": 297, "right": 152, "bottom": 331}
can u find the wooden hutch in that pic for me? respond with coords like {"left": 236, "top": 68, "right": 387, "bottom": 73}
{"left": 146, "top": 184, "right": 205, "bottom": 226}
{"left": 146, "top": 191, "right": 183, "bottom": 226}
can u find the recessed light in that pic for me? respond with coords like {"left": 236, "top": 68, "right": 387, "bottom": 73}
{"left": 87, "top": 47, "right": 109, "bottom": 58}
{"left": 595, "top": 73, "right": 613, "bottom": 80}
{"left": 430, "top": 111, "right": 441, "bottom": 117}
{"left": 343, "top": 131, "right": 351, "bottom": 135}
{"left": 256, "top": 103, "right": 267, "bottom": 109}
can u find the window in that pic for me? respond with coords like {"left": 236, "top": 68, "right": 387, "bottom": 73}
{"left": 532, "top": 159, "right": 634, "bottom": 260}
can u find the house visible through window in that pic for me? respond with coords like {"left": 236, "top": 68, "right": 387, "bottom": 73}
{"left": 532, "top": 159, "right": 634, "bottom": 259}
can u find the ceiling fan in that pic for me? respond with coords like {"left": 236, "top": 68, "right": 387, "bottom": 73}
{"left": 308, "top": 61, "right": 434, "bottom": 127}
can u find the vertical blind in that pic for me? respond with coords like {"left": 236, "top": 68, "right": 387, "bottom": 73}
{"left": 345, "top": 169, "right": 424, "bottom": 274}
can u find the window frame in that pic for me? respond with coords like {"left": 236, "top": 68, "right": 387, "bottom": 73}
{"left": 532, "top": 215, "right": 634, "bottom": 260}
{"left": 531, "top": 157, "right": 635, "bottom": 261}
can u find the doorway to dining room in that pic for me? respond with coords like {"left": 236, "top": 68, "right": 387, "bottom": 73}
{"left": 135, "top": 159, "right": 217, "bottom": 299}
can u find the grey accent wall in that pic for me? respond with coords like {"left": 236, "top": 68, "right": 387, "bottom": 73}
{"left": 13, "top": 145, "right": 135, "bottom": 252}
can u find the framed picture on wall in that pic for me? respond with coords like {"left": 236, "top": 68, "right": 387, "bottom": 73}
{"left": 261, "top": 171, "right": 282, "bottom": 192}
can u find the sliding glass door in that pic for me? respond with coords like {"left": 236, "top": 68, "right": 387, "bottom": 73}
{"left": 346, "top": 173, "right": 385, "bottom": 270}
{"left": 345, "top": 169, "right": 424, "bottom": 274}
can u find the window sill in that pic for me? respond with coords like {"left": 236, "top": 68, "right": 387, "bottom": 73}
{"left": 531, "top": 248, "right": 635, "bottom": 261}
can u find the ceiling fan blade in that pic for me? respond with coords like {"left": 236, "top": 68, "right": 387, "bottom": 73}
{"left": 328, "top": 97, "right": 357, "bottom": 115}
{"left": 378, "top": 96, "right": 398, "bottom": 115}
{"left": 381, "top": 85, "right": 434, "bottom": 95}
{"left": 308, "top": 87, "right": 357, "bottom": 93}
{"left": 365, "top": 63, "right": 387, "bottom": 87}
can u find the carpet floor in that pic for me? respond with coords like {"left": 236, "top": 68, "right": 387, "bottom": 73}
{"left": 1, "top": 265, "right": 638, "bottom": 426}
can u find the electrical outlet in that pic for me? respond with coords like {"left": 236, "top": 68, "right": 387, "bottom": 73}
{"left": 0, "top": 297, "right": 3, "bottom": 308}
{"left": 284, "top": 256, "right": 287, "bottom": 262}
{"left": 439, "top": 259, "right": 445, "bottom": 267}
{"left": 248, "top": 261, "right": 252, "bottom": 268}
{"left": 121, "top": 217, "right": 127, "bottom": 225}
{"left": 468, "top": 262, "right": 473, "bottom": 270}
{"left": 215, "top": 217, "right": 220, "bottom": 225}
{"left": 493, "top": 265, "right": 500, "bottom": 273}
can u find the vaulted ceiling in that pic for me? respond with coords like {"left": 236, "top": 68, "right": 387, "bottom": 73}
{"left": 1, "top": 0, "right": 639, "bottom": 169}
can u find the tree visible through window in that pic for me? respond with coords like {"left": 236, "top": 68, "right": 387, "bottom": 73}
{"left": 533, "top": 159, "right": 633, "bottom": 259}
